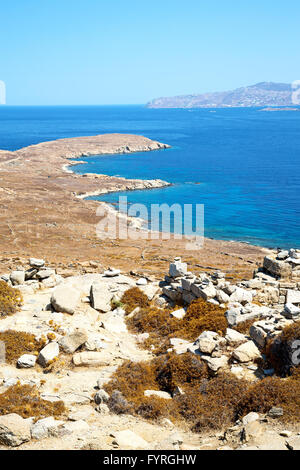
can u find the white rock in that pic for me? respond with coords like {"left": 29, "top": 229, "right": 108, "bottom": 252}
{"left": 232, "top": 341, "right": 261, "bottom": 363}
{"left": 136, "top": 278, "right": 147, "bottom": 286}
{"left": 225, "top": 328, "right": 247, "bottom": 346}
{"left": 29, "top": 258, "right": 45, "bottom": 268}
{"left": 104, "top": 268, "right": 120, "bottom": 277}
{"left": 284, "top": 303, "right": 300, "bottom": 318}
{"left": 286, "top": 290, "right": 300, "bottom": 305}
{"left": 31, "top": 417, "right": 64, "bottom": 440}
{"left": 58, "top": 330, "right": 88, "bottom": 354}
{"left": 51, "top": 285, "right": 80, "bottom": 314}
{"left": 230, "top": 287, "right": 253, "bottom": 305}
{"left": 242, "top": 412, "right": 260, "bottom": 426}
{"left": 36, "top": 269, "right": 55, "bottom": 280}
{"left": 10, "top": 271, "right": 25, "bottom": 286}
{"left": 102, "top": 313, "right": 127, "bottom": 333}
{"left": 73, "top": 351, "right": 112, "bottom": 367}
{"left": 37, "top": 342, "right": 59, "bottom": 367}
{"left": 17, "top": 354, "right": 36, "bottom": 368}
{"left": 201, "top": 355, "right": 228, "bottom": 372}
{"left": 0, "top": 413, "right": 31, "bottom": 447}
{"left": 169, "top": 260, "right": 187, "bottom": 278}
{"left": 196, "top": 331, "right": 221, "bottom": 354}
{"left": 112, "top": 430, "right": 149, "bottom": 449}
{"left": 216, "top": 290, "right": 230, "bottom": 304}
{"left": 144, "top": 390, "right": 172, "bottom": 400}
{"left": 62, "top": 420, "right": 90, "bottom": 434}
{"left": 170, "top": 308, "right": 186, "bottom": 320}
{"left": 90, "top": 283, "right": 113, "bottom": 312}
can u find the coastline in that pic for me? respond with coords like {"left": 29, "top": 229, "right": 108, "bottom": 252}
{"left": 0, "top": 133, "right": 271, "bottom": 280}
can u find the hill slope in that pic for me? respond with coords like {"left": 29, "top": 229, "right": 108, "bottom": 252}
{"left": 146, "top": 82, "right": 294, "bottom": 108}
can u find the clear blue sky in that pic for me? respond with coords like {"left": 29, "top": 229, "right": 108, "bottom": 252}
{"left": 1, "top": 0, "right": 300, "bottom": 105}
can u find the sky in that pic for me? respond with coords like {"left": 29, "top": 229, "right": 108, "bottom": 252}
{"left": 1, "top": 0, "right": 300, "bottom": 105}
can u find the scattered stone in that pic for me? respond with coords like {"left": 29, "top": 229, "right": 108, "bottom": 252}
{"left": 242, "top": 412, "right": 259, "bottom": 426}
{"left": 170, "top": 308, "right": 186, "bottom": 320}
{"left": 31, "top": 417, "right": 64, "bottom": 440}
{"left": 169, "top": 259, "right": 187, "bottom": 278}
{"left": 104, "top": 268, "right": 120, "bottom": 277}
{"left": 94, "top": 389, "right": 110, "bottom": 405}
{"left": 111, "top": 430, "right": 149, "bottom": 449}
{"left": 225, "top": 328, "right": 247, "bottom": 346}
{"left": 51, "top": 285, "right": 80, "bottom": 314}
{"left": 144, "top": 390, "right": 172, "bottom": 400}
{"left": 268, "top": 407, "right": 284, "bottom": 418}
{"left": 58, "top": 329, "right": 88, "bottom": 354}
{"left": 73, "top": 351, "right": 112, "bottom": 367}
{"left": 90, "top": 283, "right": 113, "bottom": 312}
{"left": 29, "top": 258, "right": 45, "bottom": 268}
{"left": 0, "top": 413, "right": 31, "bottom": 447}
{"left": 37, "top": 342, "right": 59, "bottom": 367}
{"left": 230, "top": 287, "right": 253, "bottom": 305}
{"left": 17, "top": 354, "right": 36, "bottom": 368}
{"left": 136, "top": 278, "right": 147, "bottom": 286}
{"left": 232, "top": 341, "right": 261, "bottom": 363}
{"left": 280, "top": 430, "right": 292, "bottom": 437}
{"left": 10, "top": 270, "right": 25, "bottom": 286}
{"left": 201, "top": 355, "right": 228, "bottom": 373}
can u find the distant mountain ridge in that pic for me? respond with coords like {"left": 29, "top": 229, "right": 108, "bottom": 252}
{"left": 146, "top": 82, "right": 295, "bottom": 108}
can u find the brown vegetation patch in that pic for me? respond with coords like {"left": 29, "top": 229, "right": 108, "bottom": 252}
{"left": 127, "top": 297, "right": 227, "bottom": 354}
{"left": 104, "top": 351, "right": 300, "bottom": 431}
{"left": 0, "top": 330, "right": 46, "bottom": 364}
{"left": 233, "top": 317, "right": 259, "bottom": 335}
{"left": 120, "top": 287, "right": 150, "bottom": 314}
{"left": 0, "top": 383, "right": 65, "bottom": 420}
{"left": 0, "top": 281, "right": 23, "bottom": 317}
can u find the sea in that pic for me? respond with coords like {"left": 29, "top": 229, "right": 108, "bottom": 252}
{"left": 0, "top": 105, "right": 299, "bottom": 249}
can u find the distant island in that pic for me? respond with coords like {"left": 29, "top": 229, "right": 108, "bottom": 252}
{"left": 259, "top": 107, "right": 299, "bottom": 112}
{"left": 146, "top": 82, "right": 296, "bottom": 109}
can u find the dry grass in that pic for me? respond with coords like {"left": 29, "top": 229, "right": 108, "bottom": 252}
{"left": 121, "top": 287, "right": 150, "bottom": 314}
{"left": 0, "top": 330, "right": 46, "bottom": 364}
{"left": 0, "top": 383, "right": 65, "bottom": 420}
{"left": 105, "top": 352, "right": 300, "bottom": 431}
{"left": 0, "top": 281, "right": 23, "bottom": 317}
{"left": 233, "top": 317, "right": 259, "bottom": 335}
{"left": 127, "top": 297, "right": 227, "bottom": 354}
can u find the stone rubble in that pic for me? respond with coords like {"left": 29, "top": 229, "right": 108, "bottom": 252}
{"left": 0, "top": 252, "right": 300, "bottom": 449}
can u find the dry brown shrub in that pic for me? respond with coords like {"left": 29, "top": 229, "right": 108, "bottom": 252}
{"left": 127, "top": 298, "right": 227, "bottom": 354}
{"left": 121, "top": 287, "right": 150, "bottom": 314}
{"left": 0, "top": 383, "right": 65, "bottom": 420}
{"left": 233, "top": 317, "right": 259, "bottom": 335}
{"left": 154, "top": 353, "right": 208, "bottom": 394}
{"left": 0, "top": 281, "right": 23, "bottom": 317}
{"left": 0, "top": 330, "right": 46, "bottom": 364}
{"left": 237, "top": 376, "right": 300, "bottom": 423}
{"left": 176, "top": 372, "right": 249, "bottom": 431}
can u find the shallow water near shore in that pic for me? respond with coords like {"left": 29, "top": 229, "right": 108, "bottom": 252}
{"left": 0, "top": 105, "right": 299, "bottom": 248}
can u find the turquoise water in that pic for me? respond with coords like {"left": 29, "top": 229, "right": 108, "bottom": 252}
{"left": 0, "top": 105, "right": 299, "bottom": 248}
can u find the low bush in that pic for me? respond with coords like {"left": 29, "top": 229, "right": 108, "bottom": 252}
{"left": 121, "top": 287, "right": 149, "bottom": 314}
{"left": 0, "top": 383, "right": 65, "bottom": 420}
{"left": 127, "top": 298, "right": 227, "bottom": 354}
{"left": 0, "top": 281, "right": 23, "bottom": 317}
{"left": 0, "top": 330, "right": 46, "bottom": 364}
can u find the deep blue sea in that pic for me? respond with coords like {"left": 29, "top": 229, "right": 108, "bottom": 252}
{"left": 0, "top": 105, "right": 299, "bottom": 249}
